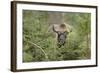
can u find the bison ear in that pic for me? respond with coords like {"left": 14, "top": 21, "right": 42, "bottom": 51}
{"left": 63, "top": 31, "right": 68, "bottom": 34}
{"left": 64, "top": 30, "right": 72, "bottom": 35}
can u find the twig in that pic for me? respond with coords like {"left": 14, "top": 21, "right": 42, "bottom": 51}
{"left": 24, "top": 37, "right": 49, "bottom": 60}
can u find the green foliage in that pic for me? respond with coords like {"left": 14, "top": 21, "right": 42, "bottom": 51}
{"left": 23, "top": 10, "right": 91, "bottom": 62}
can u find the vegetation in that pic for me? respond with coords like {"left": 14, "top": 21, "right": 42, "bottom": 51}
{"left": 23, "top": 10, "right": 91, "bottom": 62}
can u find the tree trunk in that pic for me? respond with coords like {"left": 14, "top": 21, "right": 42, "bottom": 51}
{"left": 48, "top": 12, "right": 64, "bottom": 25}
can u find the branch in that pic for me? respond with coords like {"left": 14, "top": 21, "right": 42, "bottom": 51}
{"left": 24, "top": 37, "right": 49, "bottom": 60}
